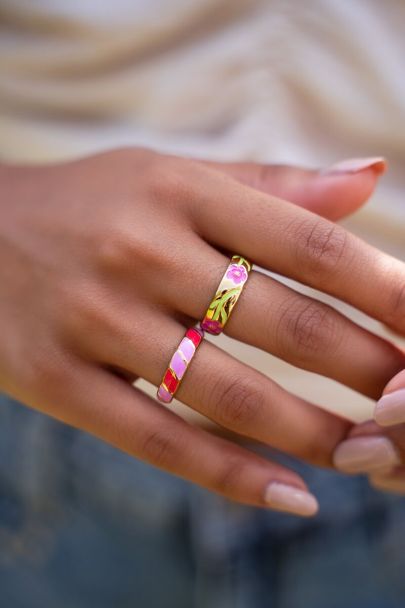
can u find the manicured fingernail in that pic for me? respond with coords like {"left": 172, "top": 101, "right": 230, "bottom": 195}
{"left": 375, "top": 388, "right": 405, "bottom": 427}
{"left": 264, "top": 482, "right": 319, "bottom": 517}
{"left": 322, "top": 157, "right": 387, "bottom": 176}
{"left": 333, "top": 436, "right": 400, "bottom": 473}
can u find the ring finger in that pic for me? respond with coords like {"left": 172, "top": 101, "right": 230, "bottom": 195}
{"left": 96, "top": 311, "right": 351, "bottom": 468}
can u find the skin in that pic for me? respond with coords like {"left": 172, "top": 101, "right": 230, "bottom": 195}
{"left": 347, "top": 370, "right": 405, "bottom": 492}
{"left": 1, "top": 147, "right": 405, "bottom": 512}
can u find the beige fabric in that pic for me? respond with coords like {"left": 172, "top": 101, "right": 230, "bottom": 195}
{"left": 0, "top": 0, "right": 404, "bottom": 421}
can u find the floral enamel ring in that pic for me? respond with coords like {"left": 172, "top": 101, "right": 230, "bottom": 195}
{"left": 200, "top": 255, "right": 252, "bottom": 335}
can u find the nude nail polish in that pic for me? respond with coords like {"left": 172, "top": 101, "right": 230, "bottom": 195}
{"left": 264, "top": 482, "right": 319, "bottom": 517}
{"left": 333, "top": 436, "right": 400, "bottom": 473}
{"left": 375, "top": 388, "right": 405, "bottom": 427}
{"left": 322, "top": 157, "right": 387, "bottom": 176}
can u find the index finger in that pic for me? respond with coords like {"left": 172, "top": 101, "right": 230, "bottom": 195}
{"left": 188, "top": 165, "right": 405, "bottom": 334}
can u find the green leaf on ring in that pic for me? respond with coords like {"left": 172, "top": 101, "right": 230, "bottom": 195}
{"left": 220, "top": 308, "right": 228, "bottom": 324}
{"left": 212, "top": 289, "right": 239, "bottom": 320}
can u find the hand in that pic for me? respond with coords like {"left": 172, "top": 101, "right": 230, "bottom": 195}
{"left": 1, "top": 148, "right": 404, "bottom": 516}
{"left": 334, "top": 369, "right": 405, "bottom": 492}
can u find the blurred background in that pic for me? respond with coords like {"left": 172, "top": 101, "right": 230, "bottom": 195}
{"left": 0, "top": 1, "right": 405, "bottom": 607}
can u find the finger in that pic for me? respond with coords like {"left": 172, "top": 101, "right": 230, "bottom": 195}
{"left": 334, "top": 369, "right": 405, "bottom": 475}
{"left": 187, "top": 163, "right": 405, "bottom": 335}
{"left": 164, "top": 240, "right": 405, "bottom": 399}
{"left": 334, "top": 420, "right": 404, "bottom": 474}
{"left": 382, "top": 369, "right": 405, "bottom": 394}
{"left": 354, "top": 421, "right": 405, "bottom": 461}
{"left": 369, "top": 467, "right": 405, "bottom": 495}
{"left": 97, "top": 312, "right": 351, "bottom": 469}
{"left": 374, "top": 369, "right": 405, "bottom": 427}
{"left": 333, "top": 433, "right": 401, "bottom": 475}
{"left": 203, "top": 157, "right": 386, "bottom": 220}
{"left": 34, "top": 360, "right": 319, "bottom": 515}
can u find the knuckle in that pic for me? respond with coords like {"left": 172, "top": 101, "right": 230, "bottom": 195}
{"left": 97, "top": 227, "right": 141, "bottom": 272}
{"left": 23, "top": 347, "right": 68, "bottom": 395}
{"left": 277, "top": 298, "right": 341, "bottom": 361}
{"left": 140, "top": 428, "right": 179, "bottom": 468}
{"left": 293, "top": 219, "right": 348, "bottom": 279}
{"left": 97, "top": 223, "right": 169, "bottom": 277}
{"left": 64, "top": 289, "right": 114, "bottom": 337}
{"left": 212, "top": 374, "right": 266, "bottom": 430}
{"left": 96, "top": 231, "right": 130, "bottom": 271}
{"left": 149, "top": 157, "right": 195, "bottom": 207}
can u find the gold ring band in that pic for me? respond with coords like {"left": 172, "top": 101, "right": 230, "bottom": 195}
{"left": 200, "top": 255, "right": 252, "bottom": 335}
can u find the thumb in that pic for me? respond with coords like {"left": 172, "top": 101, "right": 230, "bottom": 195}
{"left": 333, "top": 366, "right": 405, "bottom": 494}
{"left": 374, "top": 369, "right": 405, "bottom": 427}
{"left": 203, "top": 157, "right": 387, "bottom": 221}
{"left": 346, "top": 367, "right": 405, "bottom": 437}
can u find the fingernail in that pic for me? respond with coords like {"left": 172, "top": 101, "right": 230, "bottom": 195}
{"left": 375, "top": 388, "right": 405, "bottom": 427}
{"left": 264, "top": 482, "right": 319, "bottom": 517}
{"left": 322, "top": 157, "right": 387, "bottom": 176}
{"left": 333, "top": 436, "right": 400, "bottom": 473}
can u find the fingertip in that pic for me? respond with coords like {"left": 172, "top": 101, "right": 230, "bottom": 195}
{"left": 306, "top": 167, "right": 383, "bottom": 220}
{"left": 382, "top": 369, "right": 405, "bottom": 396}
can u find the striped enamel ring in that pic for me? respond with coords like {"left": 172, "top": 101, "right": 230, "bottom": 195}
{"left": 200, "top": 254, "right": 252, "bottom": 335}
{"left": 157, "top": 326, "right": 204, "bottom": 404}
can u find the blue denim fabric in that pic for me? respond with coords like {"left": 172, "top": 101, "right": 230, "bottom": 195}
{"left": 1, "top": 392, "right": 405, "bottom": 608}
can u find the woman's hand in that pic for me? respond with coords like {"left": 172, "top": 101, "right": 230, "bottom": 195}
{"left": 1, "top": 148, "right": 404, "bottom": 516}
{"left": 334, "top": 370, "right": 405, "bottom": 492}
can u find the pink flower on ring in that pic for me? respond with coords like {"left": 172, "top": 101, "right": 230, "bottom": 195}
{"left": 226, "top": 263, "right": 248, "bottom": 284}
{"left": 201, "top": 318, "right": 222, "bottom": 335}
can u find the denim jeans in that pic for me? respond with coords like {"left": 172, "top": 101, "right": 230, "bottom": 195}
{"left": 1, "top": 392, "right": 405, "bottom": 608}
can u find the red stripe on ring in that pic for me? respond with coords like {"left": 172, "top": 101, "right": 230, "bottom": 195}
{"left": 157, "top": 325, "right": 204, "bottom": 404}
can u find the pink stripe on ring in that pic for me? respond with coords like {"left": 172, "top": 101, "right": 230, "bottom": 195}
{"left": 157, "top": 326, "right": 204, "bottom": 404}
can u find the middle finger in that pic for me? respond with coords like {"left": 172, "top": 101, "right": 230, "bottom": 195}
{"left": 162, "top": 241, "right": 405, "bottom": 399}
{"left": 187, "top": 164, "right": 405, "bottom": 336}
